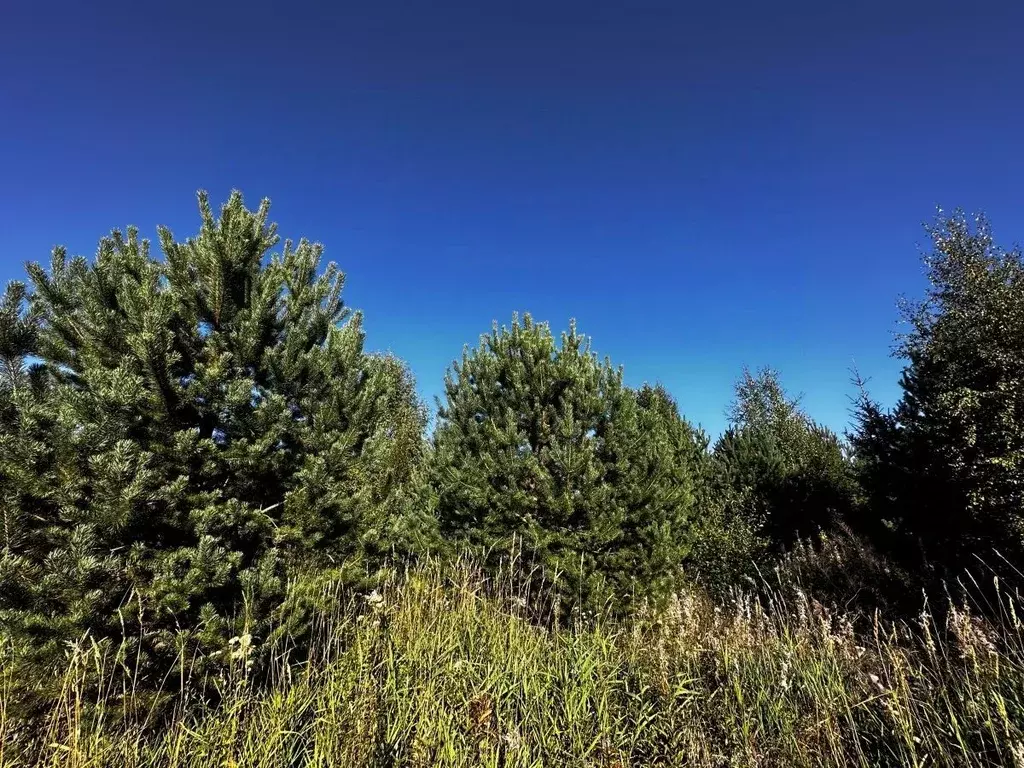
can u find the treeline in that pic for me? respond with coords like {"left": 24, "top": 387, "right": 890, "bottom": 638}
{"left": 1, "top": 193, "right": 1022, "bottom": 689}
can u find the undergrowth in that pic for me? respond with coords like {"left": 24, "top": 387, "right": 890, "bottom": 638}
{"left": 3, "top": 559, "right": 1024, "bottom": 767}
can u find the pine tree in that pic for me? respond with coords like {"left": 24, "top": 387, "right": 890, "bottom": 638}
{"left": 0, "top": 282, "right": 60, "bottom": 650}
{"left": 428, "top": 314, "right": 703, "bottom": 611}
{"left": 0, "top": 192, "right": 425, "bottom": 682}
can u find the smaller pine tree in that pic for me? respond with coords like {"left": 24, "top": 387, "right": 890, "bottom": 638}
{"left": 428, "top": 314, "right": 704, "bottom": 611}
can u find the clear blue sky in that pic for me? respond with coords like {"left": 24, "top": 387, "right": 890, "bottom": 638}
{"left": 2, "top": 1, "right": 1022, "bottom": 437}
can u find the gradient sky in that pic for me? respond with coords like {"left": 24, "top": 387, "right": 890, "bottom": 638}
{"left": 2, "top": 0, "right": 1022, "bottom": 437}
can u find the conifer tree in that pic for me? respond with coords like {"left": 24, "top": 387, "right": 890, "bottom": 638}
{"left": 854, "top": 212, "right": 1024, "bottom": 568}
{"left": 0, "top": 282, "right": 61, "bottom": 651}
{"left": 428, "top": 314, "right": 703, "bottom": 611}
{"left": 713, "top": 368, "right": 856, "bottom": 547}
{"left": 0, "top": 192, "right": 424, "bottom": 679}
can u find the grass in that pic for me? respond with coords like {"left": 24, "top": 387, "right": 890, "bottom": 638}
{"left": 3, "top": 559, "right": 1024, "bottom": 767}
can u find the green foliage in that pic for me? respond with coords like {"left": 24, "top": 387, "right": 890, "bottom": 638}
{"left": 0, "top": 192, "right": 425, "bottom": 682}
{"left": 854, "top": 211, "right": 1024, "bottom": 568}
{"left": 10, "top": 189, "right": 1024, "bottom": 744}
{"left": 712, "top": 368, "right": 858, "bottom": 548}
{"left": 685, "top": 494, "right": 765, "bottom": 595}
{"left": 428, "top": 314, "right": 704, "bottom": 611}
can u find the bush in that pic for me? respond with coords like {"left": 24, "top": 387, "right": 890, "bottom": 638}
{"left": 768, "top": 525, "right": 920, "bottom": 618}
{"left": 428, "top": 314, "right": 705, "bottom": 612}
{"left": 712, "top": 368, "right": 858, "bottom": 549}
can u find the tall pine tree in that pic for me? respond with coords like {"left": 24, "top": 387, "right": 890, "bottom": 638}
{"left": 0, "top": 192, "right": 424, "bottom": 681}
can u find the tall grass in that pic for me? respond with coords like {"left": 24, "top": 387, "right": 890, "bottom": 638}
{"left": 3, "top": 559, "right": 1024, "bottom": 767}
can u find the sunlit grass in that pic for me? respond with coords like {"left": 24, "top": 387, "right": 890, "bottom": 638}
{"left": 4, "top": 559, "right": 1024, "bottom": 767}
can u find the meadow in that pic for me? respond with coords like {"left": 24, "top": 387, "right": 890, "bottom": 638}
{"left": 4, "top": 556, "right": 1023, "bottom": 768}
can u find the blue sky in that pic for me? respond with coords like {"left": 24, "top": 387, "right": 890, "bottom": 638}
{"left": 2, "top": 0, "right": 1022, "bottom": 437}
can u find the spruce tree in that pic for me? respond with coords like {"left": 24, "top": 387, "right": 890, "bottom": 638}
{"left": 428, "top": 314, "right": 703, "bottom": 611}
{"left": 0, "top": 192, "right": 424, "bottom": 681}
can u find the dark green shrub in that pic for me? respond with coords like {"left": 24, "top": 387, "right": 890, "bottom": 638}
{"left": 712, "top": 368, "right": 858, "bottom": 548}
